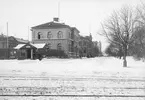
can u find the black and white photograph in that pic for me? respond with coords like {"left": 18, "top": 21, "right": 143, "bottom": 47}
{"left": 0, "top": 0, "right": 145, "bottom": 100}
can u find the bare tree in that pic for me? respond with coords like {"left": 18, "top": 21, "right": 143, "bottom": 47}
{"left": 136, "top": 1, "right": 145, "bottom": 25}
{"left": 130, "top": 25, "right": 145, "bottom": 60}
{"left": 100, "top": 6, "right": 137, "bottom": 67}
{"left": 129, "top": 1, "right": 145, "bottom": 60}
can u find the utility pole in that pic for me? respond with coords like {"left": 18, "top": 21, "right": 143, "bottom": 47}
{"left": 58, "top": 2, "right": 60, "bottom": 19}
{"left": 57, "top": 1, "right": 62, "bottom": 22}
{"left": 28, "top": 26, "right": 29, "bottom": 41}
{"left": 7, "top": 22, "right": 9, "bottom": 48}
{"left": 6, "top": 22, "right": 9, "bottom": 59}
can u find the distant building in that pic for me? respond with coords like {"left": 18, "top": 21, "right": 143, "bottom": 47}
{"left": 0, "top": 34, "right": 28, "bottom": 49}
{"left": 31, "top": 18, "right": 80, "bottom": 57}
{"left": 98, "top": 41, "right": 102, "bottom": 55}
{"left": 93, "top": 41, "right": 98, "bottom": 47}
{"left": 93, "top": 41, "right": 102, "bottom": 56}
{"left": 0, "top": 34, "right": 29, "bottom": 59}
{"left": 79, "top": 34, "right": 94, "bottom": 57}
{"left": 79, "top": 33, "right": 101, "bottom": 57}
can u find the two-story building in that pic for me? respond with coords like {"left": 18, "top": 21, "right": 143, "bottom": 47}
{"left": 31, "top": 18, "right": 80, "bottom": 57}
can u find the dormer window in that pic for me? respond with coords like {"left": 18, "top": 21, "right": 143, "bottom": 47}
{"left": 47, "top": 31, "right": 52, "bottom": 39}
{"left": 57, "top": 31, "right": 63, "bottom": 38}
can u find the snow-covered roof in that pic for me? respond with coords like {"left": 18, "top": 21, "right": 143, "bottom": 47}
{"left": 14, "top": 44, "right": 25, "bottom": 49}
{"left": 31, "top": 43, "right": 46, "bottom": 48}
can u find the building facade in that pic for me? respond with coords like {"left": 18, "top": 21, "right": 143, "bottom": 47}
{"left": 79, "top": 34, "right": 93, "bottom": 57}
{"left": 0, "top": 34, "right": 28, "bottom": 49}
{"left": 0, "top": 34, "right": 29, "bottom": 59}
{"left": 93, "top": 41, "right": 102, "bottom": 56}
{"left": 79, "top": 34, "right": 100, "bottom": 57}
{"left": 31, "top": 18, "right": 80, "bottom": 57}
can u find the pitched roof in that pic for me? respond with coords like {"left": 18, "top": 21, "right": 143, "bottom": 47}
{"left": 14, "top": 44, "right": 25, "bottom": 49}
{"left": 0, "top": 35, "right": 29, "bottom": 43}
{"left": 32, "top": 21, "right": 71, "bottom": 29}
{"left": 71, "top": 27, "right": 80, "bottom": 33}
{"left": 31, "top": 43, "right": 46, "bottom": 48}
{"left": 15, "top": 43, "right": 37, "bottom": 49}
{"left": 0, "top": 34, "right": 7, "bottom": 38}
{"left": 15, "top": 37, "right": 29, "bottom": 43}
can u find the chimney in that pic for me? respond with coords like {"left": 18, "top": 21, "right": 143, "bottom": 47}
{"left": 53, "top": 17, "right": 59, "bottom": 22}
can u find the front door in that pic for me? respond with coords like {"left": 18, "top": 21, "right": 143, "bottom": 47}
{"left": 27, "top": 49, "right": 31, "bottom": 59}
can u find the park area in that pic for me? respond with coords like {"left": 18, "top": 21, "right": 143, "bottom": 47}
{"left": 0, "top": 57, "right": 145, "bottom": 100}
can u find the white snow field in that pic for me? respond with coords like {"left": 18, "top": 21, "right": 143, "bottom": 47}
{"left": 0, "top": 57, "right": 145, "bottom": 100}
{"left": 0, "top": 56, "right": 144, "bottom": 77}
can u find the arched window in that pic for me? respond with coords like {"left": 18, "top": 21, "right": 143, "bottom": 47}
{"left": 38, "top": 32, "right": 41, "bottom": 39}
{"left": 57, "top": 31, "right": 63, "bottom": 38}
{"left": 57, "top": 43, "right": 61, "bottom": 50}
{"left": 47, "top": 31, "right": 52, "bottom": 39}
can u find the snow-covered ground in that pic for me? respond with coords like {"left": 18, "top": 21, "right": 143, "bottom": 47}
{"left": 0, "top": 56, "right": 145, "bottom": 77}
{"left": 0, "top": 57, "right": 145, "bottom": 100}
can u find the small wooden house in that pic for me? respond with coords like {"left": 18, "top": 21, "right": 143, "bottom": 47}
{"left": 15, "top": 43, "right": 37, "bottom": 60}
{"left": 15, "top": 43, "right": 46, "bottom": 60}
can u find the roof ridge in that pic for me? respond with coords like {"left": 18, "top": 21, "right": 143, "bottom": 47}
{"left": 31, "top": 21, "right": 71, "bottom": 29}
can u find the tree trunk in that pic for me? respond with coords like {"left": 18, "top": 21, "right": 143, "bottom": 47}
{"left": 123, "top": 44, "right": 127, "bottom": 67}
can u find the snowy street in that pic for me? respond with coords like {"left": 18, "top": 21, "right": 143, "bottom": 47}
{"left": 0, "top": 57, "right": 145, "bottom": 100}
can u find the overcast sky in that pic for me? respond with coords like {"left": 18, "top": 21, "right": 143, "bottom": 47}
{"left": 0, "top": 0, "right": 141, "bottom": 50}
